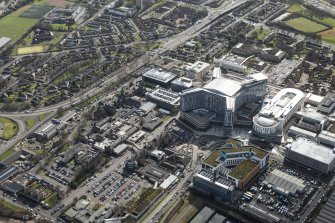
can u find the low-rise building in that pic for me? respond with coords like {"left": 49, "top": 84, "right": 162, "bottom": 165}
{"left": 262, "top": 169, "right": 305, "bottom": 196}
{"left": 252, "top": 88, "right": 305, "bottom": 141}
{"left": 287, "top": 137, "right": 335, "bottom": 173}
{"left": 0, "top": 37, "right": 11, "bottom": 51}
{"left": 112, "top": 144, "right": 128, "bottom": 156}
{"left": 146, "top": 88, "right": 180, "bottom": 111}
{"left": 142, "top": 68, "right": 176, "bottom": 87}
{"left": 215, "top": 58, "right": 247, "bottom": 73}
{"left": 297, "top": 111, "right": 327, "bottom": 133}
{"left": 185, "top": 61, "right": 210, "bottom": 79}
{"left": 318, "top": 131, "right": 335, "bottom": 148}
{"left": 318, "top": 93, "right": 335, "bottom": 114}
{"left": 171, "top": 77, "right": 193, "bottom": 92}
{"left": 193, "top": 139, "right": 269, "bottom": 201}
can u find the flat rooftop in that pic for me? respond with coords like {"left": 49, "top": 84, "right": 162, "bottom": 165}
{"left": 254, "top": 88, "right": 304, "bottom": 128}
{"left": 290, "top": 137, "right": 335, "bottom": 165}
{"left": 148, "top": 88, "right": 180, "bottom": 104}
{"left": 142, "top": 68, "right": 176, "bottom": 84}
{"left": 263, "top": 169, "right": 305, "bottom": 195}
{"left": 204, "top": 78, "right": 242, "bottom": 97}
{"left": 203, "top": 139, "right": 268, "bottom": 167}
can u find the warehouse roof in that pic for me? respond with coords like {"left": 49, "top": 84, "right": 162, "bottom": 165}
{"left": 263, "top": 169, "right": 305, "bottom": 195}
{"left": 290, "top": 137, "right": 335, "bottom": 165}
{"left": 315, "top": 190, "right": 335, "bottom": 223}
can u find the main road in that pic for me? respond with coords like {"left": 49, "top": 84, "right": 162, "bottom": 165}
{"left": 0, "top": 0, "right": 248, "bottom": 153}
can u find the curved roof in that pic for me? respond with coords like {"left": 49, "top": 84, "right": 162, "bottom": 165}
{"left": 204, "top": 78, "right": 242, "bottom": 97}
{"left": 256, "top": 116, "right": 276, "bottom": 127}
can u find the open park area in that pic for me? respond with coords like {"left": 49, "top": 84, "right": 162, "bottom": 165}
{"left": 0, "top": 118, "right": 18, "bottom": 140}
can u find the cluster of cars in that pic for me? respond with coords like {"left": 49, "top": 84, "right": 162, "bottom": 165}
{"left": 99, "top": 178, "right": 127, "bottom": 202}
{"left": 46, "top": 170, "right": 70, "bottom": 186}
{"left": 111, "top": 182, "right": 140, "bottom": 201}
{"left": 247, "top": 165, "right": 325, "bottom": 221}
{"left": 92, "top": 176, "right": 120, "bottom": 198}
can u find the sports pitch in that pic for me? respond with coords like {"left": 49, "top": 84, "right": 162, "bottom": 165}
{"left": 17, "top": 45, "right": 46, "bottom": 55}
{"left": 0, "top": 5, "right": 39, "bottom": 43}
{"left": 20, "top": 4, "right": 53, "bottom": 19}
{"left": 285, "top": 17, "right": 328, "bottom": 33}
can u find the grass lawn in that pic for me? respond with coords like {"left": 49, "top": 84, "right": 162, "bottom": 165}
{"left": 0, "top": 148, "right": 16, "bottom": 161}
{"left": 319, "top": 28, "right": 335, "bottom": 44}
{"left": 44, "top": 192, "right": 58, "bottom": 207}
{"left": 228, "top": 160, "right": 258, "bottom": 180}
{"left": 249, "top": 27, "right": 270, "bottom": 40}
{"left": 163, "top": 115, "right": 171, "bottom": 122}
{"left": 0, "top": 5, "right": 39, "bottom": 43}
{"left": 0, "top": 199, "right": 25, "bottom": 212}
{"left": 51, "top": 23, "right": 77, "bottom": 31}
{"left": 285, "top": 17, "right": 328, "bottom": 33}
{"left": 38, "top": 112, "right": 50, "bottom": 121}
{"left": 26, "top": 118, "right": 36, "bottom": 130}
{"left": 287, "top": 3, "right": 335, "bottom": 28}
{"left": 0, "top": 117, "right": 18, "bottom": 140}
{"left": 127, "top": 187, "right": 162, "bottom": 214}
{"left": 315, "top": 17, "right": 335, "bottom": 28}
{"left": 19, "top": 31, "right": 65, "bottom": 48}
{"left": 287, "top": 3, "right": 306, "bottom": 13}
{"left": 17, "top": 45, "right": 46, "bottom": 54}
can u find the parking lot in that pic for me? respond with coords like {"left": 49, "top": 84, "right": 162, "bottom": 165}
{"left": 240, "top": 162, "right": 329, "bottom": 222}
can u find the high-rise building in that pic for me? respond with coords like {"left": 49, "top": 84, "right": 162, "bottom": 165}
{"left": 180, "top": 73, "right": 267, "bottom": 129}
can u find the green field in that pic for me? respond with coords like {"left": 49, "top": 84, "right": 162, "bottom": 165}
{"left": 0, "top": 199, "right": 25, "bottom": 212}
{"left": 319, "top": 28, "right": 335, "bottom": 44}
{"left": 287, "top": 3, "right": 306, "bottom": 13}
{"left": 0, "top": 117, "right": 18, "bottom": 140}
{"left": 51, "top": 23, "right": 78, "bottom": 31}
{"left": 0, "top": 148, "right": 16, "bottom": 161}
{"left": 287, "top": 4, "right": 335, "bottom": 28}
{"left": 44, "top": 192, "right": 58, "bottom": 207}
{"left": 26, "top": 118, "right": 36, "bottom": 130}
{"left": 38, "top": 112, "right": 50, "bottom": 121}
{"left": 285, "top": 17, "right": 328, "bottom": 33}
{"left": 16, "top": 31, "right": 65, "bottom": 54}
{"left": 17, "top": 45, "right": 46, "bottom": 54}
{"left": 248, "top": 27, "right": 270, "bottom": 40}
{"left": 0, "top": 5, "right": 39, "bottom": 43}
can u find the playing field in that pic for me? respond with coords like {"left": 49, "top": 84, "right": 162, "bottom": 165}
{"left": 0, "top": 5, "right": 39, "bottom": 43}
{"left": 46, "top": 0, "right": 73, "bottom": 8}
{"left": 287, "top": 3, "right": 335, "bottom": 28}
{"left": 287, "top": 3, "right": 306, "bottom": 13}
{"left": 17, "top": 45, "right": 46, "bottom": 54}
{"left": 20, "top": 4, "right": 53, "bottom": 19}
{"left": 319, "top": 28, "right": 335, "bottom": 44}
{"left": 285, "top": 17, "right": 328, "bottom": 33}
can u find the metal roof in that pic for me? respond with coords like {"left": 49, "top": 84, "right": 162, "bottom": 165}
{"left": 315, "top": 191, "right": 335, "bottom": 223}
{"left": 204, "top": 78, "right": 242, "bottom": 97}
{"left": 142, "top": 68, "right": 176, "bottom": 83}
{"left": 263, "top": 169, "right": 305, "bottom": 195}
{"left": 0, "top": 37, "right": 11, "bottom": 49}
{"left": 160, "top": 174, "right": 177, "bottom": 189}
{"left": 290, "top": 137, "right": 335, "bottom": 165}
